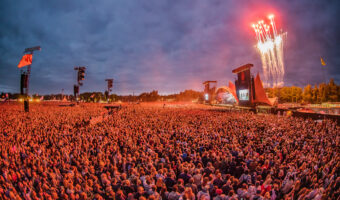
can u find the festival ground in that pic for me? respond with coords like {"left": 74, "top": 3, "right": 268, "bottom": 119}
{"left": 1, "top": 102, "right": 339, "bottom": 199}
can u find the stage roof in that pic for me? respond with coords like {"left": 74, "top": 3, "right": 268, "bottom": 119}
{"left": 203, "top": 81, "right": 217, "bottom": 85}
{"left": 232, "top": 64, "right": 253, "bottom": 74}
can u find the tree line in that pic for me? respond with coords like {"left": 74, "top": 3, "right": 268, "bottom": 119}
{"left": 77, "top": 90, "right": 202, "bottom": 102}
{"left": 1, "top": 79, "right": 339, "bottom": 104}
{"left": 265, "top": 79, "right": 340, "bottom": 104}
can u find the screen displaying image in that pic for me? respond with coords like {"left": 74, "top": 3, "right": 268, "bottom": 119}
{"left": 204, "top": 93, "right": 209, "bottom": 101}
{"left": 239, "top": 89, "right": 249, "bottom": 100}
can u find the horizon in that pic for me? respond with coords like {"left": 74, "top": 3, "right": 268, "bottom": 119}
{"left": 2, "top": 78, "right": 338, "bottom": 97}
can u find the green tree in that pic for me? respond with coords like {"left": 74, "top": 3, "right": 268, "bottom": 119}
{"left": 328, "top": 79, "right": 338, "bottom": 102}
{"left": 291, "top": 86, "right": 302, "bottom": 103}
{"left": 139, "top": 90, "right": 160, "bottom": 102}
{"left": 279, "top": 87, "right": 292, "bottom": 103}
{"left": 265, "top": 88, "right": 275, "bottom": 98}
{"left": 175, "top": 90, "right": 202, "bottom": 101}
{"left": 312, "top": 84, "right": 318, "bottom": 103}
{"left": 302, "top": 84, "right": 313, "bottom": 103}
{"left": 317, "top": 83, "right": 327, "bottom": 103}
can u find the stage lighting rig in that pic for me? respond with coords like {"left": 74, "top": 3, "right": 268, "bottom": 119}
{"left": 75, "top": 66, "right": 86, "bottom": 85}
{"left": 105, "top": 79, "right": 113, "bottom": 102}
{"left": 74, "top": 66, "right": 86, "bottom": 101}
{"left": 19, "top": 45, "right": 41, "bottom": 112}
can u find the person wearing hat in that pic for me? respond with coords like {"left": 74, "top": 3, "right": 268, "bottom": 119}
{"left": 213, "top": 188, "right": 227, "bottom": 200}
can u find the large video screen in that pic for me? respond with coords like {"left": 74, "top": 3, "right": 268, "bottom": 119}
{"left": 239, "top": 89, "right": 249, "bottom": 101}
{"left": 204, "top": 93, "right": 209, "bottom": 101}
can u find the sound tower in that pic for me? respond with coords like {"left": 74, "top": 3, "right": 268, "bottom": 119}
{"left": 202, "top": 81, "right": 217, "bottom": 103}
{"left": 232, "top": 64, "right": 255, "bottom": 106}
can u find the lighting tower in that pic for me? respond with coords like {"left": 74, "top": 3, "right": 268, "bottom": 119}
{"left": 105, "top": 79, "right": 113, "bottom": 102}
{"left": 74, "top": 66, "right": 86, "bottom": 102}
{"left": 202, "top": 81, "right": 217, "bottom": 104}
{"left": 21, "top": 46, "right": 41, "bottom": 112}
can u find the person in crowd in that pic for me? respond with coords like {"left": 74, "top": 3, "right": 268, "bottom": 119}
{"left": 0, "top": 103, "right": 338, "bottom": 200}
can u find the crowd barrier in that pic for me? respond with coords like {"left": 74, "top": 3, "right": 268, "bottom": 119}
{"left": 212, "top": 104, "right": 340, "bottom": 125}
{"left": 291, "top": 111, "right": 340, "bottom": 124}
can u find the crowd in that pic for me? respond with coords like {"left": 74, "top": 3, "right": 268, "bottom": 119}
{"left": 0, "top": 103, "right": 339, "bottom": 200}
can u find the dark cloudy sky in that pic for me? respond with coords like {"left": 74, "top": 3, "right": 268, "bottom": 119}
{"left": 1, "top": 0, "right": 339, "bottom": 95}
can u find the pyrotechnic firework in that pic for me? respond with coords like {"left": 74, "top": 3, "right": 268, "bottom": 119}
{"left": 252, "top": 15, "right": 285, "bottom": 87}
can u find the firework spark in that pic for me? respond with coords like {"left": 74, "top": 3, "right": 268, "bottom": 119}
{"left": 252, "top": 14, "right": 286, "bottom": 87}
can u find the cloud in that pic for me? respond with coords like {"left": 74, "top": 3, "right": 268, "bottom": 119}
{"left": 0, "top": 0, "right": 339, "bottom": 94}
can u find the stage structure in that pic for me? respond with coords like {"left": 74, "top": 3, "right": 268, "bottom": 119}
{"left": 105, "top": 79, "right": 113, "bottom": 102}
{"left": 232, "top": 64, "right": 255, "bottom": 106}
{"left": 232, "top": 63, "right": 271, "bottom": 107}
{"left": 203, "top": 81, "right": 217, "bottom": 104}
{"left": 215, "top": 86, "right": 237, "bottom": 104}
{"left": 18, "top": 46, "right": 41, "bottom": 112}
{"left": 74, "top": 66, "right": 86, "bottom": 102}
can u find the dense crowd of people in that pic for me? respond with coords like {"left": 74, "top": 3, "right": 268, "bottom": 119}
{"left": 0, "top": 103, "right": 339, "bottom": 200}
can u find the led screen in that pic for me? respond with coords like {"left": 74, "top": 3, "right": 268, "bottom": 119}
{"left": 204, "top": 93, "right": 209, "bottom": 101}
{"left": 239, "top": 89, "right": 249, "bottom": 101}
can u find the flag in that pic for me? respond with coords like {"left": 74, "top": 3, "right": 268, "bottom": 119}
{"left": 320, "top": 57, "right": 326, "bottom": 66}
{"left": 18, "top": 54, "right": 33, "bottom": 68}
